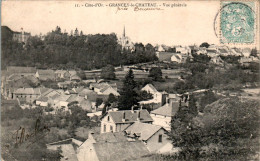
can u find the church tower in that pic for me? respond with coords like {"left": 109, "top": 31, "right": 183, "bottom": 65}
{"left": 118, "top": 26, "right": 134, "bottom": 51}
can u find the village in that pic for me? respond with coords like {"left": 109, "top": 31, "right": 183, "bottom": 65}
{"left": 2, "top": 39, "right": 260, "bottom": 161}
{"left": 1, "top": 22, "right": 260, "bottom": 161}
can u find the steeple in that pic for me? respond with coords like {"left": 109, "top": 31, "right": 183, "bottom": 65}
{"left": 123, "top": 25, "right": 125, "bottom": 37}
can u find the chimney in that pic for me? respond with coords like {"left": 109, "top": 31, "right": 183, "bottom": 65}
{"left": 122, "top": 112, "right": 126, "bottom": 122}
{"left": 137, "top": 111, "right": 141, "bottom": 121}
{"left": 131, "top": 106, "right": 134, "bottom": 113}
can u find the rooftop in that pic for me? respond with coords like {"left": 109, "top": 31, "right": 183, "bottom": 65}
{"left": 14, "top": 88, "right": 41, "bottom": 95}
{"left": 151, "top": 102, "right": 179, "bottom": 117}
{"left": 6, "top": 66, "right": 36, "bottom": 74}
{"left": 93, "top": 141, "right": 150, "bottom": 161}
{"left": 124, "top": 122, "right": 166, "bottom": 141}
{"left": 91, "top": 132, "right": 128, "bottom": 143}
{"left": 103, "top": 109, "right": 153, "bottom": 124}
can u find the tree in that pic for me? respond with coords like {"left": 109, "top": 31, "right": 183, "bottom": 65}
{"left": 199, "top": 42, "right": 210, "bottom": 48}
{"left": 100, "top": 65, "right": 116, "bottom": 80}
{"left": 148, "top": 67, "right": 162, "bottom": 81}
{"left": 95, "top": 98, "right": 103, "bottom": 108}
{"left": 250, "top": 48, "right": 257, "bottom": 57}
{"left": 199, "top": 91, "right": 218, "bottom": 112}
{"left": 168, "top": 97, "right": 260, "bottom": 160}
{"left": 118, "top": 69, "right": 139, "bottom": 110}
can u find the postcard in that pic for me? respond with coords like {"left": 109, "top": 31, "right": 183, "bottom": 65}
{"left": 1, "top": 0, "right": 260, "bottom": 161}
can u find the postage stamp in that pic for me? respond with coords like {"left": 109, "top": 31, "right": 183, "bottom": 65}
{"left": 220, "top": 1, "right": 255, "bottom": 44}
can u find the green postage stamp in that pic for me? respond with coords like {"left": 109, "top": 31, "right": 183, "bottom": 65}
{"left": 220, "top": 1, "right": 256, "bottom": 44}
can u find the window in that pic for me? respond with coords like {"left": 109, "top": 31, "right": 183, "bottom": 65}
{"left": 104, "top": 125, "right": 106, "bottom": 132}
{"left": 158, "top": 134, "right": 162, "bottom": 143}
{"left": 110, "top": 126, "right": 113, "bottom": 132}
{"left": 107, "top": 116, "right": 110, "bottom": 121}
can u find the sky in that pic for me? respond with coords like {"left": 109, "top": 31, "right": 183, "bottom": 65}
{"left": 1, "top": 1, "right": 257, "bottom": 47}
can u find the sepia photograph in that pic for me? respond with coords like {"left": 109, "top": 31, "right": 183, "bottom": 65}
{"left": 1, "top": 0, "right": 260, "bottom": 160}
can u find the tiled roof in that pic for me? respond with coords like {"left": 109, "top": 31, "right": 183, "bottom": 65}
{"left": 38, "top": 69, "right": 55, "bottom": 75}
{"left": 47, "top": 144, "right": 78, "bottom": 161}
{"left": 218, "top": 48, "right": 228, "bottom": 53}
{"left": 54, "top": 94, "right": 71, "bottom": 101}
{"left": 7, "top": 74, "right": 23, "bottom": 81}
{"left": 41, "top": 88, "right": 54, "bottom": 96}
{"left": 157, "top": 52, "right": 175, "bottom": 61}
{"left": 92, "top": 132, "right": 128, "bottom": 143}
{"left": 207, "top": 49, "right": 217, "bottom": 53}
{"left": 151, "top": 102, "right": 179, "bottom": 117}
{"left": 6, "top": 66, "right": 36, "bottom": 74}
{"left": 14, "top": 88, "right": 41, "bottom": 95}
{"left": 79, "top": 99, "right": 92, "bottom": 111}
{"left": 37, "top": 96, "right": 48, "bottom": 102}
{"left": 78, "top": 88, "right": 96, "bottom": 96}
{"left": 124, "top": 122, "right": 164, "bottom": 141}
{"left": 73, "top": 87, "right": 84, "bottom": 93}
{"left": 242, "top": 48, "right": 251, "bottom": 53}
{"left": 71, "top": 75, "right": 81, "bottom": 80}
{"left": 143, "top": 84, "right": 158, "bottom": 93}
{"left": 105, "top": 110, "right": 153, "bottom": 123}
{"left": 55, "top": 70, "right": 68, "bottom": 74}
{"left": 93, "top": 141, "right": 150, "bottom": 161}
{"left": 69, "top": 70, "right": 77, "bottom": 75}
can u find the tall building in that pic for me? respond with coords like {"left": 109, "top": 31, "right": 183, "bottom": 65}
{"left": 118, "top": 26, "right": 134, "bottom": 51}
{"left": 12, "top": 28, "right": 31, "bottom": 43}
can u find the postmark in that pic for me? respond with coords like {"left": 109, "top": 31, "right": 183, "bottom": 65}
{"left": 219, "top": 2, "right": 255, "bottom": 44}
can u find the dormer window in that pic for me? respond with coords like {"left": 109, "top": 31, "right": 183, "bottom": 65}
{"left": 107, "top": 116, "right": 110, "bottom": 121}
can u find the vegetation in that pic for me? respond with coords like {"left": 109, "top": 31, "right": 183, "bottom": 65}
{"left": 1, "top": 26, "right": 158, "bottom": 70}
{"left": 101, "top": 65, "right": 116, "bottom": 80}
{"left": 168, "top": 97, "right": 260, "bottom": 160}
{"left": 148, "top": 67, "right": 163, "bottom": 81}
{"left": 118, "top": 69, "right": 139, "bottom": 110}
{"left": 199, "top": 42, "right": 210, "bottom": 48}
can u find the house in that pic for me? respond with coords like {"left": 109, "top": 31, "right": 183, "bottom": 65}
{"left": 99, "top": 86, "right": 119, "bottom": 96}
{"left": 57, "top": 81, "right": 71, "bottom": 89}
{"left": 206, "top": 49, "right": 217, "bottom": 57}
{"left": 197, "top": 47, "right": 207, "bottom": 55}
{"left": 171, "top": 54, "right": 182, "bottom": 63}
{"left": 89, "top": 82, "right": 119, "bottom": 96}
{"left": 36, "top": 96, "right": 48, "bottom": 107}
{"left": 141, "top": 84, "right": 167, "bottom": 105}
{"left": 218, "top": 48, "right": 229, "bottom": 56}
{"left": 52, "top": 94, "right": 71, "bottom": 111}
{"left": 210, "top": 56, "right": 224, "bottom": 66}
{"left": 230, "top": 48, "right": 243, "bottom": 56}
{"left": 175, "top": 46, "right": 191, "bottom": 54}
{"left": 239, "top": 56, "right": 259, "bottom": 66}
{"left": 100, "top": 109, "right": 153, "bottom": 133}
{"left": 47, "top": 138, "right": 83, "bottom": 161}
{"left": 35, "top": 70, "right": 55, "bottom": 81}
{"left": 13, "top": 88, "right": 42, "bottom": 103}
{"left": 77, "top": 132, "right": 150, "bottom": 161}
{"left": 150, "top": 94, "right": 186, "bottom": 131}
{"left": 124, "top": 122, "right": 170, "bottom": 152}
{"left": 242, "top": 48, "right": 251, "bottom": 57}
{"left": 71, "top": 74, "right": 81, "bottom": 82}
{"left": 188, "top": 45, "right": 199, "bottom": 54}
{"left": 55, "top": 70, "right": 70, "bottom": 80}
{"left": 12, "top": 28, "right": 31, "bottom": 43}
{"left": 35, "top": 89, "right": 61, "bottom": 107}
{"left": 6, "top": 66, "right": 36, "bottom": 76}
{"left": 156, "top": 52, "right": 175, "bottom": 61}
